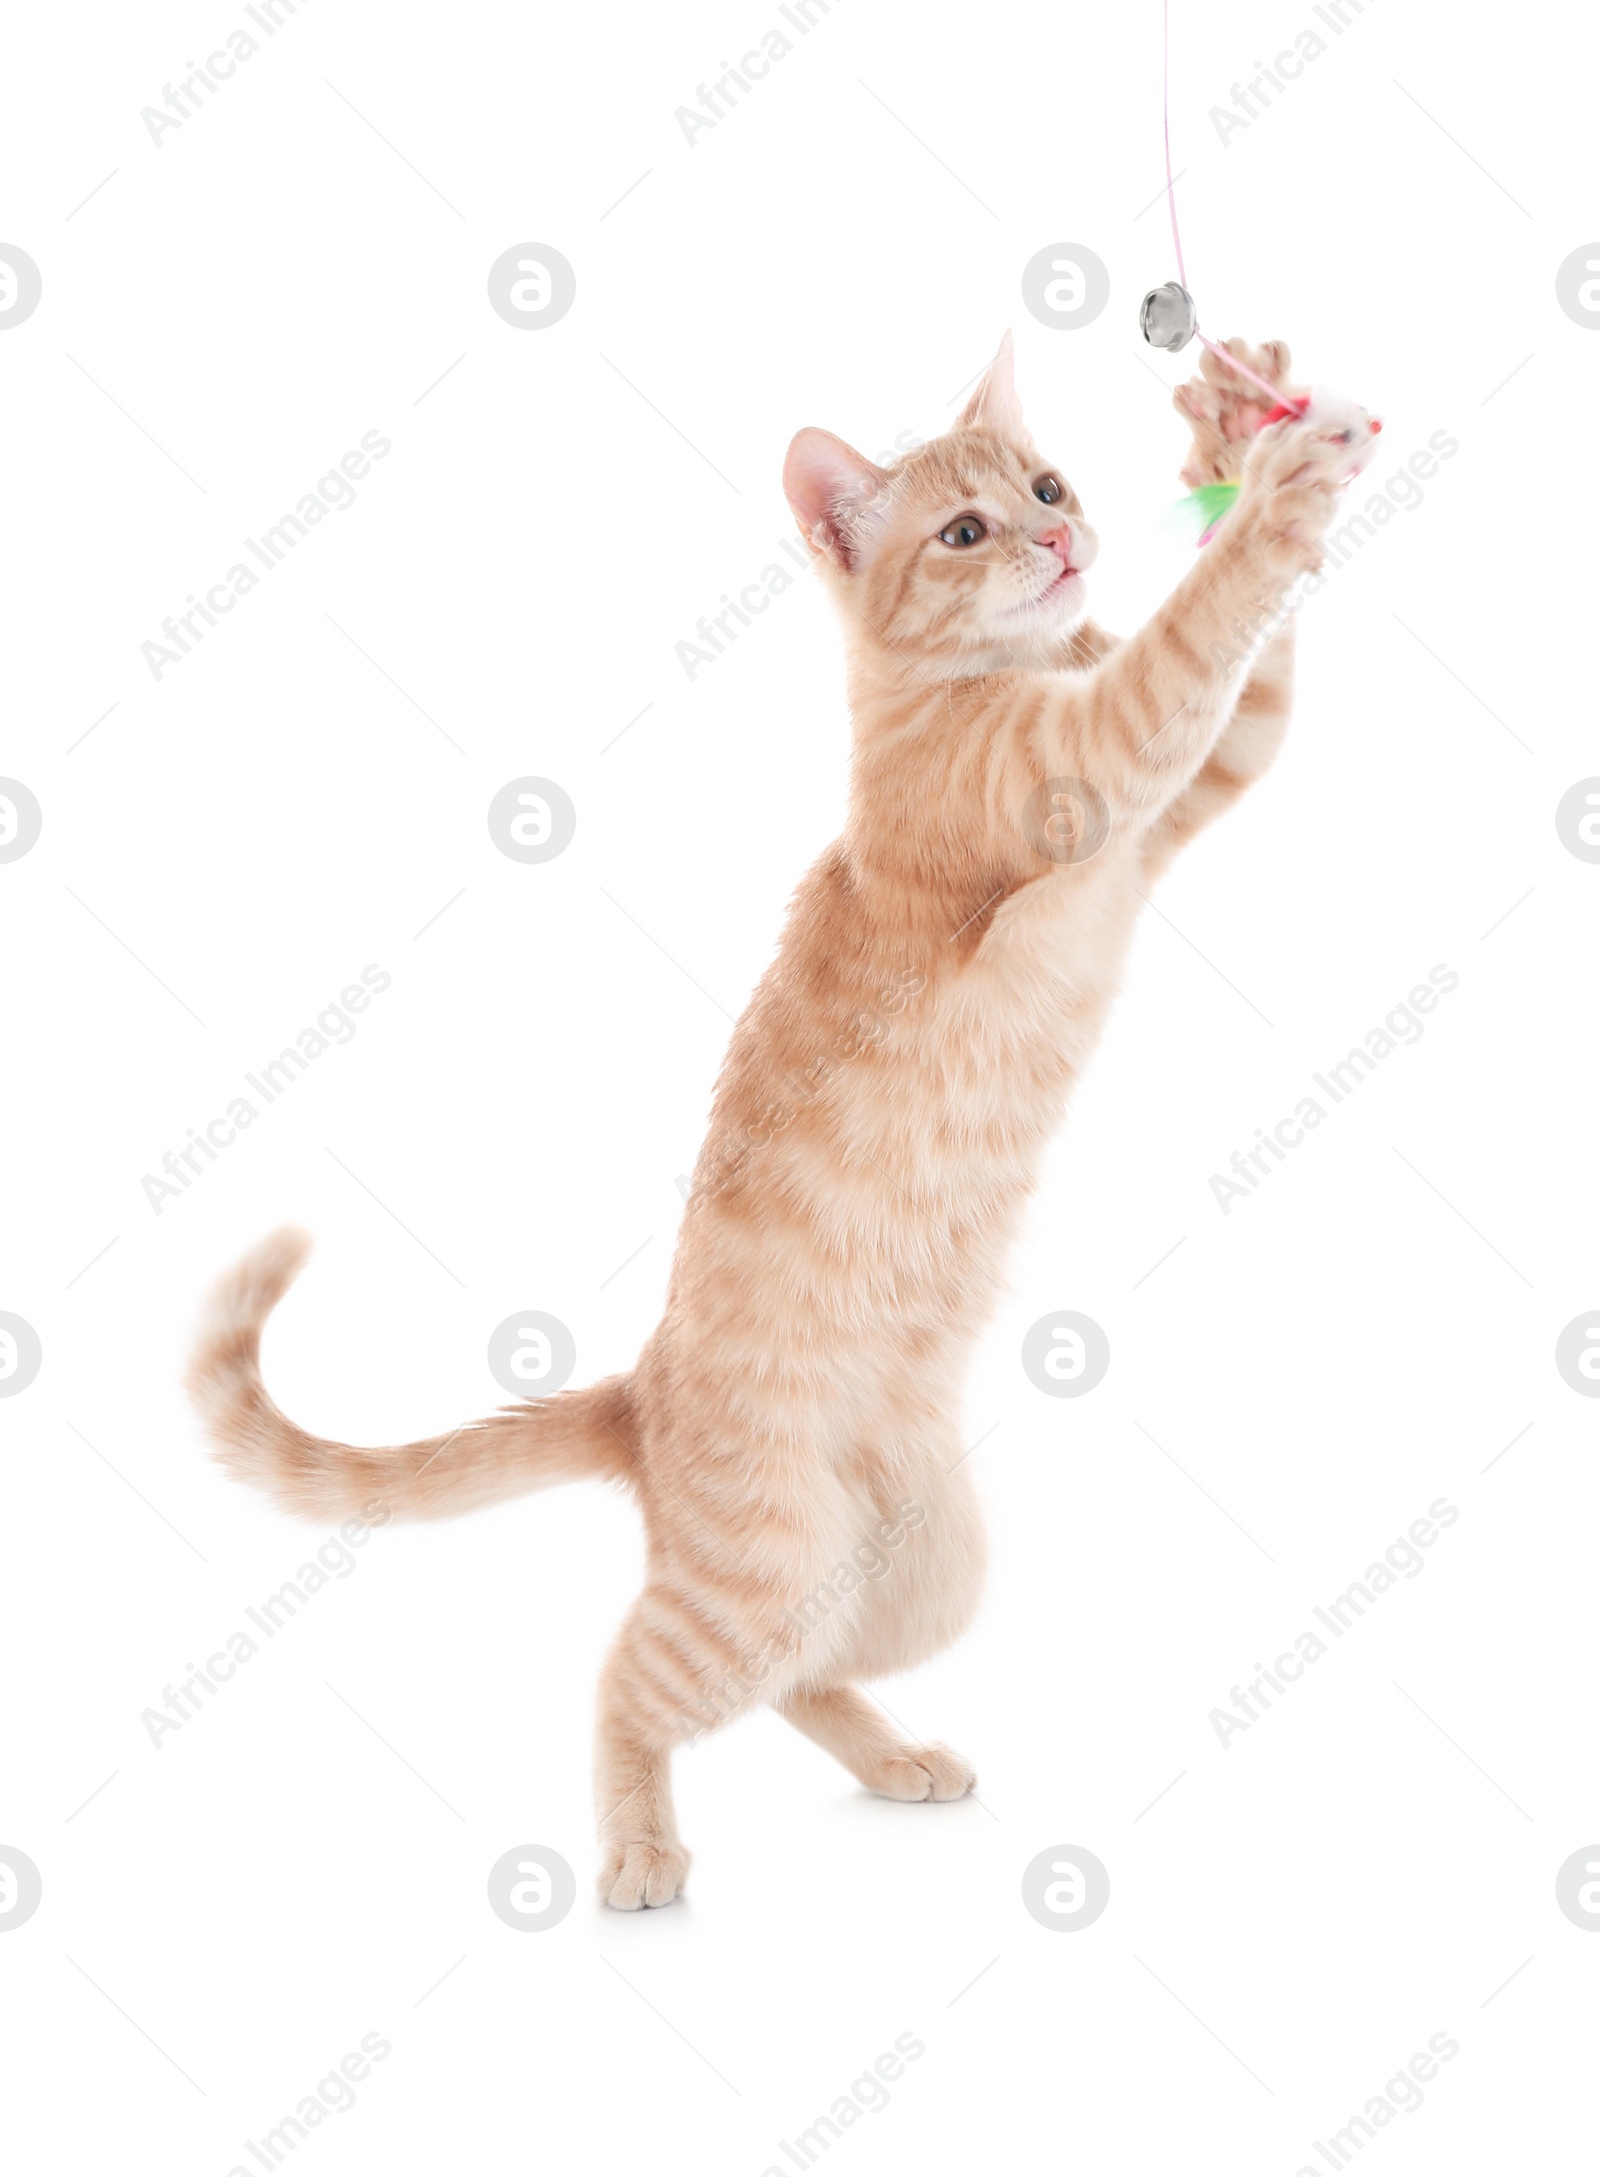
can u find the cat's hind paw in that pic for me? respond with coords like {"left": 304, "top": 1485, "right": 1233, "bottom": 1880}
{"left": 599, "top": 1838, "right": 691, "bottom": 1910}
{"left": 864, "top": 1741, "right": 977, "bottom": 1803}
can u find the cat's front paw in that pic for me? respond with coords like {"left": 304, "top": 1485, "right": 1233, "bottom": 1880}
{"left": 1174, "top": 338, "right": 1296, "bottom": 487}
{"left": 1234, "top": 417, "right": 1350, "bottom": 575}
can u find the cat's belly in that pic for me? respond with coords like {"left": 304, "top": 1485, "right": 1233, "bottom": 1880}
{"left": 806, "top": 1447, "right": 988, "bottom": 1683}
{"left": 668, "top": 1174, "right": 1028, "bottom": 1471}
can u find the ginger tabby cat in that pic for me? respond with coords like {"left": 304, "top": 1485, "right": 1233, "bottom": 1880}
{"left": 190, "top": 335, "right": 1368, "bottom": 1907}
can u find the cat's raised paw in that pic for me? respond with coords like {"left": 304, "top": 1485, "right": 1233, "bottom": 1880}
{"left": 1236, "top": 419, "right": 1350, "bottom": 572}
{"left": 599, "top": 1838, "right": 691, "bottom": 1910}
{"left": 867, "top": 1741, "right": 977, "bottom": 1803}
{"left": 1174, "top": 338, "right": 1294, "bottom": 487}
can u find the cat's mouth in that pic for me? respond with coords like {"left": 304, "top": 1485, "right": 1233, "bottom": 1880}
{"left": 1013, "top": 564, "right": 1083, "bottom": 613}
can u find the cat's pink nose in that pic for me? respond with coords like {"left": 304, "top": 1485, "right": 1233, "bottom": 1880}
{"left": 1037, "top": 524, "right": 1077, "bottom": 570}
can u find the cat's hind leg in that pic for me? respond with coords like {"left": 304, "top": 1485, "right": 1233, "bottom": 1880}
{"left": 593, "top": 1557, "right": 863, "bottom": 1907}
{"left": 778, "top": 1683, "right": 976, "bottom": 1802}
{"left": 771, "top": 1445, "right": 984, "bottom": 1800}
{"left": 594, "top": 1595, "right": 698, "bottom": 1909}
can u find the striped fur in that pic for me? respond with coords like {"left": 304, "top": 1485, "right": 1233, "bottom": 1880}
{"left": 191, "top": 336, "right": 1358, "bottom": 1906}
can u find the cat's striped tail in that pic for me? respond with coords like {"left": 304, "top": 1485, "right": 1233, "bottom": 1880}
{"left": 187, "top": 1227, "right": 637, "bottom": 1522}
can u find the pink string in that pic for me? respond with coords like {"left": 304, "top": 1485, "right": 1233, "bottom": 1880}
{"left": 1162, "top": 0, "right": 1187, "bottom": 291}
{"left": 1160, "top": 0, "right": 1286, "bottom": 408}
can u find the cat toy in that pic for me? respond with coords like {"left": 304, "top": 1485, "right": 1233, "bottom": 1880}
{"left": 1140, "top": 0, "right": 1377, "bottom": 543}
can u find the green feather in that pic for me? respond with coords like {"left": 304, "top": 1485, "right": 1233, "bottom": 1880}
{"left": 1169, "top": 480, "right": 1241, "bottom": 535}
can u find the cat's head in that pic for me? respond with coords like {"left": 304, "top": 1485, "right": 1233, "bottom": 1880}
{"left": 782, "top": 333, "right": 1098, "bottom": 677}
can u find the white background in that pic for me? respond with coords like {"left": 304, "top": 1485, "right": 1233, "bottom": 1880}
{"left": 3, "top": 0, "right": 1596, "bottom": 2169}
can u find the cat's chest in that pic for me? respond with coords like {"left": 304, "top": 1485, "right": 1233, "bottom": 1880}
{"left": 951, "top": 852, "right": 1141, "bottom": 1068}
{"left": 864, "top": 857, "right": 1142, "bottom": 1207}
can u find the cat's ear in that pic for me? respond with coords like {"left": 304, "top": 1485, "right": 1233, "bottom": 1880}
{"left": 783, "top": 429, "right": 891, "bottom": 571}
{"left": 957, "top": 330, "right": 1024, "bottom": 436}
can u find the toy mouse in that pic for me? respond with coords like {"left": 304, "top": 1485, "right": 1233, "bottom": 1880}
{"left": 1167, "top": 336, "right": 1383, "bottom": 544}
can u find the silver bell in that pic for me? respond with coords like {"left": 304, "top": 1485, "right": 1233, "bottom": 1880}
{"left": 1140, "top": 281, "right": 1197, "bottom": 352}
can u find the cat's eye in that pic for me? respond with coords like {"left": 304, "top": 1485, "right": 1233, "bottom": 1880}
{"left": 1033, "top": 475, "right": 1063, "bottom": 505}
{"left": 938, "top": 516, "right": 986, "bottom": 548}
